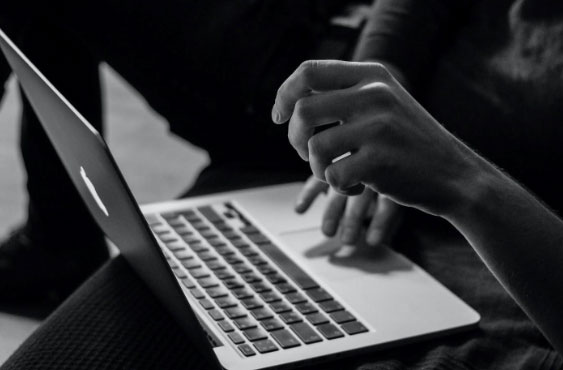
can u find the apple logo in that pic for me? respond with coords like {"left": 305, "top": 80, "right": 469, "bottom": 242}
{"left": 80, "top": 166, "right": 109, "bottom": 217}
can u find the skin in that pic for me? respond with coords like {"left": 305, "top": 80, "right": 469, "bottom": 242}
{"left": 273, "top": 60, "right": 563, "bottom": 354}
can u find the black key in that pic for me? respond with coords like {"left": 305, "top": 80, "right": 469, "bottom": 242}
{"left": 214, "top": 222, "right": 232, "bottom": 232}
{"left": 233, "top": 317, "right": 257, "bottom": 330}
{"left": 275, "top": 283, "right": 296, "bottom": 294}
{"left": 232, "top": 288, "right": 253, "bottom": 300}
{"left": 240, "top": 225, "right": 259, "bottom": 234}
{"left": 165, "top": 242, "right": 185, "bottom": 252}
{"left": 330, "top": 311, "right": 356, "bottom": 324}
{"left": 215, "top": 296, "right": 237, "bottom": 309}
{"left": 192, "top": 222, "right": 210, "bottom": 232}
{"left": 166, "top": 218, "right": 184, "bottom": 227}
{"left": 250, "top": 282, "right": 271, "bottom": 293}
{"left": 232, "top": 239, "right": 250, "bottom": 248}
{"left": 241, "top": 297, "right": 263, "bottom": 310}
{"left": 173, "top": 249, "right": 193, "bottom": 260}
{"left": 173, "top": 226, "right": 192, "bottom": 236}
{"left": 290, "top": 322, "right": 323, "bottom": 344}
{"left": 179, "top": 210, "right": 196, "bottom": 219}
{"left": 198, "top": 206, "right": 223, "bottom": 223}
{"left": 189, "top": 268, "right": 210, "bottom": 279}
{"left": 181, "top": 259, "right": 202, "bottom": 270}
{"left": 199, "top": 299, "right": 214, "bottom": 310}
{"left": 173, "top": 268, "right": 187, "bottom": 279}
{"left": 250, "top": 307, "right": 274, "bottom": 321}
{"left": 218, "top": 320, "right": 234, "bottom": 333}
{"left": 208, "top": 239, "right": 226, "bottom": 248}
{"left": 271, "top": 329, "right": 301, "bottom": 349}
{"left": 229, "top": 332, "right": 245, "bottom": 345}
{"left": 183, "top": 236, "right": 203, "bottom": 245}
{"left": 189, "top": 243, "right": 208, "bottom": 253}
{"left": 206, "top": 287, "right": 228, "bottom": 298}
{"left": 238, "top": 343, "right": 256, "bottom": 357}
{"left": 261, "top": 318, "right": 284, "bottom": 332}
{"left": 239, "top": 248, "right": 259, "bottom": 258}
{"left": 214, "top": 246, "right": 234, "bottom": 256}
{"left": 199, "top": 277, "right": 220, "bottom": 288}
{"left": 197, "top": 251, "right": 217, "bottom": 261}
{"left": 341, "top": 321, "right": 368, "bottom": 335}
{"left": 270, "top": 302, "right": 292, "bottom": 314}
{"left": 222, "top": 231, "right": 241, "bottom": 240}
{"left": 306, "top": 288, "right": 333, "bottom": 303}
{"left": 257, "top": 265, "right": 277, "bottom": 275}
{"left": 243, "top": 327, "right": 268, "bottom": 342}
{"left": 181, "top": 277, "right": 196, "bottom": 289}
{"left": 248, "top": 233, "right": 270, "bottom": 245}
{"left": 306, "top": 312, "right": 329, "bottom": 326}
{"left": 253, "top": 339, "right": 278, "bottom": 354}
{"left": 223, "top": 278, "right": 244, "bottom": 290}
{"left": 280, "top": 312, "right": 303, "bottom": 324}
{"left": 205, "top": 260, "right": 226, "bottom": 271}
{"left": 260, "top": 291, "right": 281, "bottom": 303}
{"left": 190, "top": 288, "right": 205, "bottom": 299}
{"left": 145, "top": 214, "right": 161, "bottom": 225}
{"left": 259, "top": 243, "right": 319, "bottom": 290}
{"left": 248, "top": 256, "right": 267, "bottom": 266}
{"left": 241, "top": 273, "right": 262, "bottom": 283}
{"left": 286, "top": 292, "right": 307, "bottom": 304}
{"left": 200, "top": 230, "right": 219, "bottom": 239}
{"left": 225, "top": 256, "right": 244, "bottom": 265}
{"left": 225, "top": 306, "right": 247, "bottom": 319}
{"left": 295, "top": 302, "right": 318, "bottom": 315}
{"left": 158, "top": 233, "right": 177, "bottom": 243}
{"left": 266, "top": 274, "right": 286, "bottom": 284}
{"left": 319, "top": 300, "right": 344, "bottom": 313}
{"left": 215, "top": 270, "right": 235, "bottom": 280}
{"left": 233, "top": 265, "right": 252, "bottom": 274}
{"left": 317, "top": 323, "right": 344, "bottom": 339}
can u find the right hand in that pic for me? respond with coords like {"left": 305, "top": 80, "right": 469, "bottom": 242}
{"left": 295, "top": 176, "right": 403, "bottom": 247}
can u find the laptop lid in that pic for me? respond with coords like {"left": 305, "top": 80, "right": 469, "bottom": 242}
{"left": 0, "top": 28, "right": 222, "bottom": 369}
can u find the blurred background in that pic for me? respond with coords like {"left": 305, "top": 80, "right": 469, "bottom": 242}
{"left": 0, "top": 64, "right": 209, "bottom": 364}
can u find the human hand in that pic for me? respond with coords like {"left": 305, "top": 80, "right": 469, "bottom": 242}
{"left": 296, "top": 175, "right": 402, "bottom": 246}
{"left": 273, "top": 60, "right": 482, "bottom": 217}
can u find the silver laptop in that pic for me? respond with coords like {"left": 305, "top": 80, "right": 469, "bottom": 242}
{"left": 0, "top": 28, "right": 479, "bottom": 370}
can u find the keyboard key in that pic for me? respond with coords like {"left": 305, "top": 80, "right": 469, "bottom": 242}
{"left": 285, "top": 292, "right": 307, "bottom": 304}
{"left": 214, "top": 246, "right": 235, "bottom": 256}
{"left": 199, "top": 277, "right": 220, "bottom": 289}
{"left": 232, "top": 288, "right": 253, "bottom": 300}
{"left": 215, "top": 270, "right": 235, "bottom": 280}
{"left": 173, "top": 250, "right": 193, "bottom": 260}
{"left": 199, "top": 299, "right": 214, "bottom": 310}
{"left": 275, "top": 283, "right": 296, "bottom": 294}
{"left": 232, "top": 239, "right": 250, "bottom": 248}
{"left": 223, "top": 279, "right": 244, "bottom": 290}
{"left": 250, "top": 282, "right": 271, "bottom": 293}
{"left": 238, "top": 344, "right": 256, "bottom": 357}
{"left": 248, "top": 233, "right": 270, "bottom": 245}
{"left": 260, "top": 291, "right": 281, "bottom": 303}
{"left": 172, "top": 226, "right": 192, "bottom": 236}
{"left": 248, "top": 256, "right": 268, "bottom": 266}
{"left": 290, "top": 322, "right": 323, "bottom": 344}
{"left": 229, "top": 332, "right": 245, "bottom": 345}
{"left": 181, "top": 259, "right": 202, "bottom": 270}
{"left": 317, "top": 323, "right": 344, "bottom": 339}
{"left": 280, "top": 312, "right": 303, "bottom": 324}
{"left": 198, "top": 206, "right": 223, "bottom": 223}
{"left": 225, "top": 256, "right": 244, "bottom": 265}
{"left": 206, "top": 287, "right": 228, "bottom": 298}
{"left": 319, "top": 300, "right": 344, "bottom": 313}
{"left": 271, "top": 329, "right": 301, "bottom": 349}
{"left": 145, "top": 214, "right": 161, "bottom": 225}
{"left": 270, "top": 302, "right": 292, "bottom": 314}
{"left": 259, "top": 243, "right": 319, "bottom": 290}
{"left": 295, "top": 302, "right": 318, "bottom": 315}
{"left": 205, "top": 260, "right": 226, "bottom": 271}
{"left": 190, "top": 243, "right": 208, "bottom": 253}
{"left": 250, "top": 307, "right": 274, "bottom": 321}
{"left": 225, "top": 306, "right": 247, "bottom": 319}
{"left": 158, "top": 233, "right": 177, "bottom": 243}
{"left": 241, "top": 273, "right": 262, "bottom": 283}
{"left": 234, "top": 317, "right": 257, "bottom": 330}
{"left": 182, "top": 236, "right": 203, "bottom": 245}
{"left": 241, "top": 297, "right": 263, "bottom": 310}
{"left": 305, "top": 312, "right": 329, "bottom": 326}
{"left": 181, "top": 277, "right": 196, "bottom": 289}
{"left": 214, "top": 222, "right": 232, "bottom": 232}
{"left": 306, "top": 288, "right": 333, "bottom": 302}
{"left": 257, "top": 265, "right": 277, "bottom": 275}
{"left": 260, "top": 318, "right": 284, "bottom": 332}
{"left": 218, "top": 320, "right": 234, "bottom": 333}
{"left": 200, "top": 230, "right": 219, "bottom": 239}
{"left": 330, "top": 311, "right": 356, "bottom": 324}
{"left": 173, "top": 268, "right": 187, "bottom": 279}
{"left": 266, "top": 274, "right": 287, "bottom": 284}
{"left": 208, "top": 239, "right": 227, "bottom": 248}
{"left": 189, "top": 288, "right": 205, "bottom": 299}
{"left": 341, "top": 321, "right": 368, "bottom": 335}
{"left": 253, "top": 339, "right": 278, "bottom": 354}
{"left": 239, "top": 248, "right": 259, "bottom": 258}
{"left": 222, "top": 231, "right": 241, "bottom": 240}
{"left": 215, "top": 296, "right": 237, "bottom": 309}
{"left": 233, "top": 265, "right": 252, "bottom": 274}
{"left": 165, "top": 242, "right": 185, "bottom": 252}
{"left": 240, "top": 225, "right": 259, "bottom": 234}
{"left": 189, "top": 268, "right": 210, "bottom": 279}
{"left": 197, "top": 251, "right": 217, "bottom": 261}
{"left": 243, "top": 327, "right": 268, "bottom": 342}
{"left": 208, "top": 309, "right": 224, "bottom": 321}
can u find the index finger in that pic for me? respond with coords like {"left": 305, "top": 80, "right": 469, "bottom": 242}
{"left": 272, "top": 60, "right": 388, "bottom": 124}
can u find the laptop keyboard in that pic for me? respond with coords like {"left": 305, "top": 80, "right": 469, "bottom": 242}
{"left": 146, "top": 203, "right": 368, "bottom": 357}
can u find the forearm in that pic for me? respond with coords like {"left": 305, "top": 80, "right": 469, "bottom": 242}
{"left": 446, "top": 155, "right": 563, "bottom": 354}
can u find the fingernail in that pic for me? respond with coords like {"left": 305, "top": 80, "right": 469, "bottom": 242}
{"left": 367, "top": 230, "right": 381, "bottom": 246}
{"left": 271, "top": 108, "right": 281, "bottom": 124}
{"left": 295, "top": 200, "right": 305, "bottom": 213}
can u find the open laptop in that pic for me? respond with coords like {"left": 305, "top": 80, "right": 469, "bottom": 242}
{"left": 0, "top": 28, "right": 479, "bottom": 370}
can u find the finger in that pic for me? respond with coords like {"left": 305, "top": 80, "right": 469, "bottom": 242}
{"left": 366, "top": 196, "right": 403, "bottom": 247}
{"left": 288, "top": 90, "right": 351, "bottom": 161}
{"left": 340, "top": 188, "right": 374, "bottom": 245}
{"left": 273, "top": 60, "right": 390, "bottom": 124}
{"left": 321, "top": 189, "right": 347, "bottom": 237}
{"left": 324, "top": 149, "right": 368, "bottom": 195}
{"left": 295, "top": 176, "right": 328, "bottom": 214}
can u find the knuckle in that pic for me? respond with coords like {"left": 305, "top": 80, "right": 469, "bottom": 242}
{"left": 299, "top": 60, "right": 319, "bottom": 83}
{"left": 369, "top": 62, "right": 391, "bottom": 80}
{"left": 307, "top": 133, "right": 324, "bottom": 158}
{"left": 293, "top": 98, "right": 313, "bottom": 121}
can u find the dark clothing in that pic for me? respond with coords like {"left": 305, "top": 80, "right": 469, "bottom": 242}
{"left": 358, "top": 0, "right": 563, "bottom": 212}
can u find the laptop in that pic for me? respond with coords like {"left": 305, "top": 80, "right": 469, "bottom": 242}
{"left": 0, "top": 28, "right": 479, "bottom": 370}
